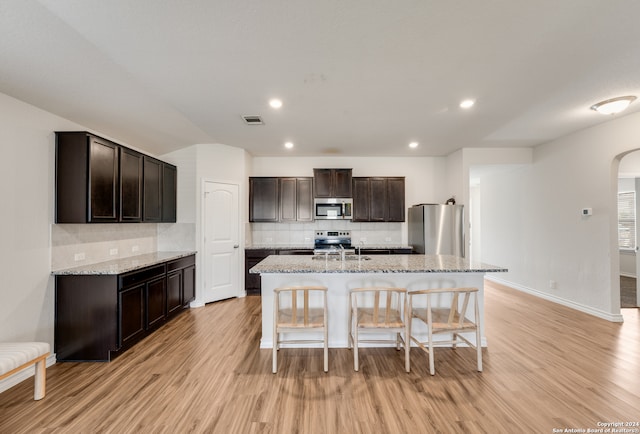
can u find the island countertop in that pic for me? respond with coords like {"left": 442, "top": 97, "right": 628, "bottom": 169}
{"left": 249, "top": 254, "right": 507, "bottom": 274}
{"left": 52, "top": 251, "right": 197, "bottom": 275}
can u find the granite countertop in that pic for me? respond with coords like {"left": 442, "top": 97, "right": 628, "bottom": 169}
{"left": 52, "top": 251, "right": 197, "bottom": 276}
{"left": 245, "top": 245, "right": 413, "bottom": 250}
{"left": 249, "top": 254, "right": 507, "bottom": 274}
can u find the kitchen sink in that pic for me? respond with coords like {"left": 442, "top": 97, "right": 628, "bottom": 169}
{"left": 311, "top": 254, "right": 371, "bottom": 261}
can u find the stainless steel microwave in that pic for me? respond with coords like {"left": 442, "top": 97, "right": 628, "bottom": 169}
{"left": 314, "top": 198, "right": 353, "bottom": 220}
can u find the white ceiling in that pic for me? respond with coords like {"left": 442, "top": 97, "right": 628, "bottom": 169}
{"left": 2, "top": 1, "right": 640, "bottom": 157}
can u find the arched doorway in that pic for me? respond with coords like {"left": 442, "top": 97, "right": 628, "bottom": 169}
{"left": 617, "top": 151, "right": 640, "bottom": 309}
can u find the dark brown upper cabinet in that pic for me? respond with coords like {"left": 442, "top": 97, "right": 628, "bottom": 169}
{"left": 162, "top": 163, "right": 177, "bottom": 223}
{"left": 352, "top": 177, "right": 405, "bottom": 222}
{"left": 313, "top": 168, "right": 352, "bottom": 198}
{"left": 280, "top": 177, "right": 314, "bottom": 222}
{"left": 120, "top": 148, "right": 143, "bottom": 222}
{"left": 143, "top": 156, "right": 163, "bottom": 222}
{"left": 56, "top": 132, "right": 119, "bottom": 223}
{"left": 249, "top": 177, "right": 279, "bottom": 222}
{"left": 249, "top": 177, "right": 313, "bottom": 222}
{"left": 55, "top": 131, "right": 177, "bottom": 224}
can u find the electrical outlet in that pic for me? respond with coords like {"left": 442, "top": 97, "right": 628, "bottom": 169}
{"left": 74, "top": 252, "right": 85, "bottom": 261}
{"left": 109, "top": 248, "right": 118, "bottom": 256}
{"left": 132, "top": 245, "right": 139, "bottom": 252}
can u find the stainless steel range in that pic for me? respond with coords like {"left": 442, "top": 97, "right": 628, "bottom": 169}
{"left": 313, "top": 230, "right": 354, "bottom": 255}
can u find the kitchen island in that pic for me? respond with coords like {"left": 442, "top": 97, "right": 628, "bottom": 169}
{"left": 249, "top": 254, "right": 507, "bottom": 349}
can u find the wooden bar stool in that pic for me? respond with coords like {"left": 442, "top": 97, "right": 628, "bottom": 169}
{"left": 348, "top": 287, "right": 410, "bottom": 372}
{"left": 272, "top": 286, "right": 328, "bottom": 373}
{"left": 408, "top": 287, "right": 482, "bottom": 375}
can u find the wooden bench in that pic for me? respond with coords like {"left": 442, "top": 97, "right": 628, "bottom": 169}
{"left": 0, "top": 342, "right": 50, "bottom": 400}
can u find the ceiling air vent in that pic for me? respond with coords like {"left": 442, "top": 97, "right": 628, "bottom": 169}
{"left": 241, "top": 115, "right": 264, "bottom": 125}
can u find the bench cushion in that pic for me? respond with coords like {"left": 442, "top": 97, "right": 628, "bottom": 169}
{"left": 0, "top": 342, "right": 50, "bottom": 375}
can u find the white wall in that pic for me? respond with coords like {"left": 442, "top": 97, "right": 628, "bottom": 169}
{"left": 479, "top": 111, "right": 640, "bottom": 321}
{"left": 251, "top": 156, "right": 449, "bottom": 246}
{"left": 162, "top": 143, "right": 251, "bottom": 305}
{"left": 0, "top": 93, "right": 84, "bottom": 346}
{"left": 251, "top": 155, "right": 449, "bottom": 206}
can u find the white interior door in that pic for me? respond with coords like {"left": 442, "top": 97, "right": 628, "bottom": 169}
{"left": 203, "top": 181, "right": 240, "bottom": 303}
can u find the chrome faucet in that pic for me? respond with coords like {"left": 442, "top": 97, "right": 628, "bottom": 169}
{"left": 358, "top": 240, "right": 364, "bottom": 260}
{"left": 339, "top": 244, "right": 345, "bottom": 261}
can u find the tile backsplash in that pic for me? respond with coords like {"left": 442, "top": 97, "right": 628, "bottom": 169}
{"left": 249, "top": 221, "right": 403, "bottom": 247}
{"left": 51, "top": 223, "right": 197, "bottom": 271}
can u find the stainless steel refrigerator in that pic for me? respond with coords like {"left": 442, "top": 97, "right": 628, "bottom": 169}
{"left": 408, "top": 204, "right": 465, "bottom": 257}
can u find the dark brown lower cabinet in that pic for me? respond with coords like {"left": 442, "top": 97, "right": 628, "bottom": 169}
{"left": 167, "top": 271, "right": 183, "bottom": 316}
{"left": 55, "top": 254, "right": 196, "bottom": 361}
{"left": 146, "top": 275, "right": 167, "bottom": 329}
{"left": 119, "top": 284, "right": 145, "bottom": 347}
{"left": 245, "top": 249, "right": 313, "bottom": 295}
{"left": 245, "top": 249, "right": 275, "bottom": 295}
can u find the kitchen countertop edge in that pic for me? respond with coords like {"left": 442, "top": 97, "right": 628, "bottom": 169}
{"left": 245, "top": 245, "right": 413, "bottom": 250}
{"left": 250, "top": 254, "right": 507, "bottom": 274}
{"left": 52, "top": 251, "right": 197, "bottom": 276}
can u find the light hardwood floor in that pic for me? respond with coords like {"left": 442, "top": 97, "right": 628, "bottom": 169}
{"left": 1, "top": 281, "right": 639, "bottom": 433}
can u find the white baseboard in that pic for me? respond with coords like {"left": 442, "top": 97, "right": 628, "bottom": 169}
{"left": 0, "top": 353, "right": 57, "bottom": 395}
{"left": 486, "top": 276, "right": 624, "bottom": 323}
{"left": 189, "top": 300, "right": 205, "bottom": 308}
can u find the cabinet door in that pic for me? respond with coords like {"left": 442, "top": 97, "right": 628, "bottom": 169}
{"left": 120, "top": 148, "right": 143, "bottom": 222}
{"left": 313, "top": 169, "right": 333, "bottom": 198}
{"left": 249, "top": 178, "right": 279, "bottom": 222}
{"left": 162, "top": 163, "right": 177, "bottom": 223}
{"left": 245, "top": 250, "right": 274, "bottom": 295}
{"left": 352, "top": 177, "right": 370, "bottom": 222}
{"left": 119, "top": 284, "right": 145, "bottom": 347}
{"left": 369, "top": 178, "right": 388, "bottom": 221}
{"left": 146, "top": 276, "right": 166, "bottom": 329}
{"left": 387, "top": 177, "right": 405, "bottom": 222}
{"left": 279, "top": 178, "right": 297, "bottom": 222}
{"left": 183, "top": 265, "right": 196, "bottom": 305}
{"left": 313, "top": 169, "right": 352, "bottom": 198}
{"left": 167, "top": 270, "right": 182, "bottom": 316}
{"left": 143, "top": 157, "right": 163, "bottom": 222}
{"left": 333, "top": 169, "right": 353, "bottom": 198}
{"left": 89, "top": 137, "right": 119, "bottom": 222}
{"left": 296, "top": 178, "right": 314, "bottom": 221}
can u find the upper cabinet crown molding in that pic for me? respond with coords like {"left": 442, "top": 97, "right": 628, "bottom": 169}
{"left": 55, "top": 131, "right": 177, "bottom": 224}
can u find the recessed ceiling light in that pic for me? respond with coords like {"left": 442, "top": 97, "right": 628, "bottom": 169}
{"left": 460, "top": 99, "right": 475, "bottom": 109}
{"left": 408, "top": 142, "right": 419, "bottom": 149}
{"left": 284, "top": 142, "right": 294, "bottom": 149}
{"left": 590, "top": 96, "right": 636, "bottom": 115}
{"left": 269, "top": 98, "right": 283, "bottom": 109}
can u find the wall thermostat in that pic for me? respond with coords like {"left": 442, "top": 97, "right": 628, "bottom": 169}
{"left": 581, "top": 208, "right": 593, "bottom": 216}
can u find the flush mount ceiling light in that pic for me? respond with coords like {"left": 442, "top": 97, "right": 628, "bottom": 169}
{"left": 460, "top": 99, "right": 475, "bottom": 109}
{"left": 408, "top": 142, "right": 419, "bottom": 149}
{"left": 269, "top": 98, "right": 283, "bottom": 109}
{"left": 590, "top": 96, "right": 636, "bottom": 115}
{"left": 284, "top": 141, "right": 294, "bottom": 149}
